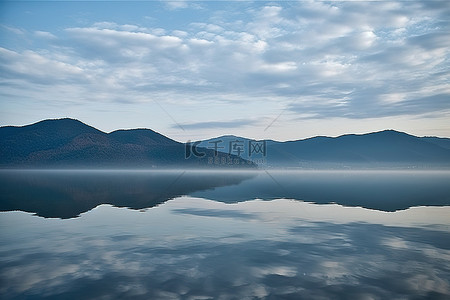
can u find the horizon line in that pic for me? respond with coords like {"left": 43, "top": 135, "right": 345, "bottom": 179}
{"left": 1, "top": 117, "right": 449, "bottom": 142}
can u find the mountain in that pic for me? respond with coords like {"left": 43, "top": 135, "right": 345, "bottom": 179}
{"left": 0, "top": 118, "right": 255, "bottom": 168}
{"left": 2, "top": 119, "right": 449, "bottom": 168}
{"left": 197, "top": 130, "right": 450, "bottom": 168}
{"left": 109, "top": 128, "right": 178, "bottom": 146}
{"left": 422, "top": 136, "right": 450, "bottom": 150}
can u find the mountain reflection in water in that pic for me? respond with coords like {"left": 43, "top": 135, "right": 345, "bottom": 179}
{"left": 0, "top": 170, "right": 449, "bottom": 299}
{"left": 1, "top": 170, "right": 449, "bottom": 218}
{"left": 0, "top": 170, "right": 255, "bottom": 218}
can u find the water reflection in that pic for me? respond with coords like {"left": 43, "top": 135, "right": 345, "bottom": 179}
{"left": 0, "top": 170, "right": 255, "bottom": 218}
{"left": 1, "top": 170, "right": 449, "bottom": 219}
{"left": 1, "top": 198, "right": 449, "bottom": 299}
{"left": 193, "top": 170, "right": 450, "bottom": 211}
{"left": 0, "top": 170, "right": 449, "bottom": 298}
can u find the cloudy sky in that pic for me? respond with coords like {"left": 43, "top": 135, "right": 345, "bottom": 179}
{"left": 0, "top": 1, "right": 449, "bottom": 141}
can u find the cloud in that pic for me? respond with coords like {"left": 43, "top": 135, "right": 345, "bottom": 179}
{"left": 175, "top": 119, "right": 258, "bottom": 130}
{"left": 0, "top": 48, "right": 84, "bottom": 84}
{"left": 0, "top": 1, "right": 448, "bottom": 131}
{"left": 65, "top": 27, "right": 184, "bottom": 53}
{"left": 164, "top": 0, "right": 189, "bottom": 10}
{"left": 1, "top": 25, "right": 25, "bottom": 35}
{"left": 34, "top": 31, "right": 57, "bottom": 39}
{"left": 289, "top": 93, "right": 450, "bottom": 120}
{"left": 172, "top": 208, "right": 259, "bottom": 220}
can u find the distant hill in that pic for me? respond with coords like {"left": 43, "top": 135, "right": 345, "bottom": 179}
{"left": 422, "top": 136, "right": 450, "bottom": 150}
{"left": 0, "top": 118, "right": 254, "bottom": 168}
{"left": 2, "top": 119, "right": 449, "bottom": 168}
{"left": 197, "top": 130, "right": 450, "bottom": 168}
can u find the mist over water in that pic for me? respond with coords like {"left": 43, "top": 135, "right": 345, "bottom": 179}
{"left": 1, "top": 169, "right": 449, "bottom": 299}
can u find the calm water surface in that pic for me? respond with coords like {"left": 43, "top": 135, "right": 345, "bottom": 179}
{"left": 1, "top": 170, "right": 449, "bottom": 299}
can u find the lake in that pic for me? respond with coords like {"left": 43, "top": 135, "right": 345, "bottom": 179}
{"left": 1, "top": 170, "right": 449, "bottom": 299}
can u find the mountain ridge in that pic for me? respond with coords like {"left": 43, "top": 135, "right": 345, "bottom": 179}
{"left": 1, "top": 118, "right": 450, "bottom": 168}
{"left": 0, "top": 118, "right": 254, "bottom": 168}
{"left": 195, "top": 129, "right": 450, "bottom": 168}
{"left": 197, "top": 129, "right": 429, "bottom": 144}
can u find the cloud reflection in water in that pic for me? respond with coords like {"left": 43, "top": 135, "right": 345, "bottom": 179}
{"left": 1, "top": 196, "right": 449, "bottom": 299}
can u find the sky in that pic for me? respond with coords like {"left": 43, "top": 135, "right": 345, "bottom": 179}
{"left": 0, "top": 0, "right": 449, "bottom": 142}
